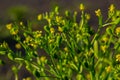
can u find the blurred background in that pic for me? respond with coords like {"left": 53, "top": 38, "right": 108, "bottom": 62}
{"left": 0, "top": 0, "right": 120, "bottom": 80}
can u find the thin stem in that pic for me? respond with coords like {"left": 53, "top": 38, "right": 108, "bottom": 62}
{"left": 102, "top": 22, "right": 114, "bottom": 27}
{"left": 15, "top": 74, "right": 18, "bottom": 80}
{"left": 50, "top": 55, "right": 60, "bottom": 78}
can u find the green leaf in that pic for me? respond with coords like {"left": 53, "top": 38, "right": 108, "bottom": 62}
{"left": 7, "top": 53, "right": 14, "bottom": 60}
{"left": 56, "top": 35, "right": 62, "bottom": 46}
{"left": 34, "top": 70, "right": 40, "bottom": 78}
{"left": 15, "top": 58, "right": 24, "bottom": 61}
{"left": 0, "top": 51, "right": 6, "bottom": 55}
{"left": 93, "top": 40, "right": 98, "bottom": 59}
{"left": 44, "top": 25, "right": 49, "bottom": 33}
{"left": 114, "top": 18, "right": 120, "bottom": 25}
{"left": 106, "top": 27, "right": 112, "bottom": 35}
{"left": 76, "top": 74, "right": 83, "bottom": 80}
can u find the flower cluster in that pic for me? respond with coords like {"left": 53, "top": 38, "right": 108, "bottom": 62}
{"left": 1, "top": 4, "right": 120, "bottom": 80}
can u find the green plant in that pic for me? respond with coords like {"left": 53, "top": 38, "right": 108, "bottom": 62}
{"left": 0, "top": 4, "right": 120, "bottom": 80}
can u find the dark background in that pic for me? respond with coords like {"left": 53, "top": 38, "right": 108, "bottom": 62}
{"left": 0, "top": 0, "right": 120, "bottom": 80}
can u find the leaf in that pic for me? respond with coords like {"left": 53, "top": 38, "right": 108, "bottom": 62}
{"left": 76, "top": 74, "right": 83, "bottom": 80}
{"left": 114, "top": 18, "right": 120, "bottom": 25}
{"left": 15, "top": 58, "right": 24, "bottom": 61}
{"left": 0, "top": 51, "right": 6, "bottom": 55}
{"left": 56, "top": 35, "right": 62, "bottom": 46}
{"left": 7, "top": 53, "right": 14, "bottom": 60}
{"left": 93, "top": 40, "right": 98, "bottom": 59}
{"left": 34, "top": 70, "right": 40, "bottom": 78}
{"left": 44, "top": 25, "right": 49, "bottom": 33}
{"left": 106, "top": 27, "right": 112, "bottom": 35}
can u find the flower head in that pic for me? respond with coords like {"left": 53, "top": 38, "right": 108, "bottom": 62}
{"left": 57, "top": 64, "right": 61, "bottom": 70}
{"left": 101, "top": 36, "right": 108, "bottom": 43}
{"left": 10, "top": 29, "right": 19, "bottom": 35}
{"left": 95, "top": 9, "right": 101, "bottom": 17}
{"left": 56, "top": 16, "right": 62, "bottom": 23}
{"left": 115, "top": 27, "right": 120, "bottom": 35}
{"left": 101, "top": 45, "right": 107, "bottom": 53}
{"left": 58, "top": 26, "right": 63, "bottom": 32}
{"left": 109, "top": 4, "right": 115, "bottom": 12}
{"left": 37, "top": 14, "right": 42, "bottom": 20}
{"left": 23, "top": 77, "right": 32, "bottom": 80}
{"left": 20, "top": 21, "right": 23, "bottom": 26}
{"left": 85, "top": 13, "right": 91, "bottom": 20}
{"left": 33, "top": 31, "right": 42, "bottom": 38}
{"left": 40, "top": 56, "right": 47, "bottom": 63}
{"left": 6, "top": 23, "right": 12, "bottom": 30}
{"left": 116, "top": 54, "right": 120, "bottom": 62}
{"left": 15, "top": 43, "right": 21, "bottom": 49}
{"left": 105, "top": 66, "right": 111, "bottom": 73}
{"left": 79, "top": 3, "right": 85, "bottom": 11}
{"left": 64, "top": 47, "right": 68, "bottom": 52}
{"left": 50, "top": 27, "right": 55, "bottom": 34}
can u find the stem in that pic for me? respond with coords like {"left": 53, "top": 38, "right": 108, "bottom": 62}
{"left": 50, "top": 55, "right": 60, "bottom": 77}
{"left": 91, "top": 33, "right": 99, "bottom": 45}
{"left": 15, "top": 74, "right": 18, "bottom": 80}
{"left": 90, "top": 71, "right": 95, "bottom": 80}
{"left": 102, "top": 22, "right": 114, "bottom": 27}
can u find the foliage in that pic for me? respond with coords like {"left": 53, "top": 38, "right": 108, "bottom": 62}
{"left": 0, "top": 4, "right": 120, "bottom": 80}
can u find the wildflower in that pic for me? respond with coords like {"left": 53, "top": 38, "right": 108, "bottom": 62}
{"left": 50, "top": 27, "right": 55, "bottom": 34}
{"left": 6, "top": 23, "right": 12, "bottom": 30}
{"left": 15, "top": 43, "right": 21, "bottom": 49}
{"left": 105, "top": 66, "right": 111, "bottom": 72}
{"left": 23, "top": 36, "right": 32, "bottom": 43}
{"left": 48, "top": 39, "right": 54, "bottom": 43}
{"left": 64, "top": 47, "right": 68, "bottom": 52}
{"left": 109, "top": 4, "right": 115, "bottom": 12}
{"left": 30, "top": 43, "right": 37, "bottom": 49}
{"left": 101, "top": 45, "right": 107, "bottom": 53}
{"left": 79, "top": 3, "right": 85, "bottom": 11}
{"left": 56, "top": 16, "right": 62, "bottom": 22}
{"left": 37, "top": 14, "right": 42, "bottom": 20}
{"left": 58, "top": 26, "right": 63, "bottom": 32}
{"left": 36, "top": 33, "right": 41, "bottom": 38}
{"left": 116, "top": 54, "right": 120, "bottom": 62}
{"left": 74, "top": 56, "right": 78, "bottom": 63}
{"left": 101, "top": 36, "right": 108, "bottom": 43}
{"left": 85, "top": 14, "right": 91, "bottom": 20}
{"left": 57, "top": 64, "right": 60, "bottom": 70}
{"left": 95, "top": 9, "right": 101, "bottom": 17}
{"left": 33, "top": 31, "right": 42, "bottom": 38}
{"left": 47, "top": 18, "right": 51, "bottom": 23}
{"left": 86, "top": 73, "right": 91, "bottom": 80}
{"left": 23, "top": 77, "right": 32, "bottom": 80}
{"left": 115, "top": 27, "right": 120, "bottom": 35}
{"left": 20, "top": 21, "right": 23, "bottom": 26}
{"left": 10, "top": 29, "right": 18, "bottom": 35}
{"left": 40, "top": 56, "right": 47, "bottom": 63}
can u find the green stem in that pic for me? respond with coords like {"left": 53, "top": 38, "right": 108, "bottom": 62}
{"left": 50, "top": 55, "right": 60, "bottom": 78}
{"left": 90, "top": 71, "right": 95, "bottom": 80}
{"left": 102, "top": 22, "right": 114, "bottom": 27}
{"left": 15, "top": 74, "right": 18, "bottom": 80}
